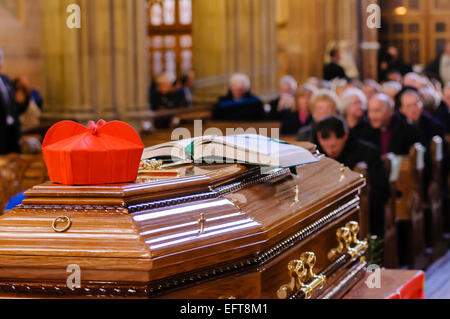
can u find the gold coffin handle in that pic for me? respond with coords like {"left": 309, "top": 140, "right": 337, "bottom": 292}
{"left": 52, "top": 216, "right": 72, "bottom": 233}
{"left": 328, "top": 221, "right": 368, "bottom": 261}
{"left": 277, "top": 252, "right": 326, "bottom": 299}
{"left": 277, "top": 259, "right": 306, "bottom": 299}
{"left": 300, "top": 252, "right": 326, "bottom": 299}
{"left": 345, "top": 221, "right": 368, "bottom": 258}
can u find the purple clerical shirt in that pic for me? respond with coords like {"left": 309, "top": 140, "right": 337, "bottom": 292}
{"left": 380, "top": 125, "right": 392, "bottom": 155}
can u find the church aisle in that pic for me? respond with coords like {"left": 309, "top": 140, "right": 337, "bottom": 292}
{"left": 425, "top": 250, "right": 450, "bottom": 299}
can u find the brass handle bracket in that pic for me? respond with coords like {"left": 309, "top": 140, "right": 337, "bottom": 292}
{"left": 328, "top": 221, "right": 368, "bottom": 261}
{"left": 277, "top": 251, "right": 326, "bottom": 299}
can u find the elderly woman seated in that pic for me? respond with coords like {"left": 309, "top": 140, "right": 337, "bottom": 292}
{"left": 267, "top": 75, "right": 298, "bottom": 120}
{"left": 280, "top": 84, "right": 316, "bottom": 135}
{"left": 381, "top": 81, "right": 402, "bottom": 102}
{"left": 339, "top": 87, "right": 368, "bottom": 138}
{"left": 363, "top": 79, "right": 381, "bottom": 101}
{"left": 296, "top": 89, "right": 339, "bottom": 143}
{"left": 212, "top": 73, "right": 265, "bottom": 121}
{"left": 150, "top": 73, "right": 183, "bottom": 111}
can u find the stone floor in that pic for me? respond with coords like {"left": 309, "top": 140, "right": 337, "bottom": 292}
{"left": 425, "top": 250, "right": 450, "bottom": 299}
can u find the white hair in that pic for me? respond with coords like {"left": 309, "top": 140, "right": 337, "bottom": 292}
{"left": 300, "top": 84, "right": 318, "bottom": 95}
{"left": 403, "top": 72, "right": 421, "bottom": 81}
{"left": 319, "top": 80, "right": 332, "bottom": 90}
{"left": 307, "top": 77, "right": 320, "bottom": 85}
{"left": 381, "top": 81, "right": 402, "bottom": 95}
{"left": 156, "top": 73, "right": 174, "bottom": 85}
{"left": 370, "top": 93, "right": 395, "bottom": 110}
{"left": 280, "top": 75, "right": 298, "bottom": 92}
{"left": 331, "top": 78, "right": 348, "bottom": 91}
{"left": 339, "top": 88, "right": 368, "bottom": 114}
{"left": 363, "top": 79, "right": 381, "bottom": 93}
{"left": 230, "top": 73, "right": 251, "bottom": 92}
{"left": 403, "top": 72, "right": 427, "bottom": 87}
{"left": 419, "top": 87, "right": 440, "bottom": 111}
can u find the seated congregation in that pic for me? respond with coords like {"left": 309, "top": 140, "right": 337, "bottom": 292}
{"left": 146, "top": 64, "right": 450, "bottom": 269}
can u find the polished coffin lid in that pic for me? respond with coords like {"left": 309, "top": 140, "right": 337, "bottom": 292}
{"left": 0, "top": 144, "right": 365, "bottom": 297}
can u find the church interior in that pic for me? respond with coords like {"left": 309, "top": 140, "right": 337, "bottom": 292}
{"left": 1, "top": 0, "right": 450, "bottom": 300}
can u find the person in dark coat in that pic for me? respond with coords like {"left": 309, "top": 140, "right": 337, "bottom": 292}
{"left": 297, "top": 89, "right": 339, "bottom": 143}
{"left": 436, "top": 101, "right": 450, "bottom": 134}
{"left": 399, "top": 90, "right": 445, "bottom": 146}
{"left": 394, "top": 85, "right": 419, "bottom": 110}
{"left": 379, "top": 46, "right": 412, "bottom": 82}
{"left": 212, "top": 73, "right": 265, "bottom": 121}
{"left": 0, "top": 48, "right": 21, "bottom": 155}
{"left": 399, "top": 89, "right": 446, "bottom": 204}
{"left": 316, "top": 115, "right": 390, "bottom": 237}
{"left": 424, "top": 41, "right": 450, "bottom": 85}
{"left": 175, "top": 72, "right": 195, "bottom": 107}
{"left": 360, "top": 93, "right": 421, "bottom": 156}
{"left": 440, "top": 84, "right": 450, "bottom": 230}
{"left": 150, "top": 73, "right": 183, "bottom": 111}
{"left": 438, "top": 84, "right": 450, "bottom": 134}
{"left": 323, "top": 49, "right": 347, "bottom": 81}
{"left": 267, "top": 76, "right": 298, "bottom": 121}
{"left": 418, "top": 85, "right": 447, "bottom": 130}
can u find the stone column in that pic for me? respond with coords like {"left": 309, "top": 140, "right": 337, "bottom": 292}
{"left": 40, "top": 0, "right": 150, "bottom": 128}
{"left": 359, "top": 0, "right": 379, "bottom": 81}
{"left": 276, "top": 0, "right": 327, "bottom": 83}
{"left": 277, "top": 0, "right": 364, "bottom": 83}
{"left": 192, "top": 0, "right": 278, "bottom": 104}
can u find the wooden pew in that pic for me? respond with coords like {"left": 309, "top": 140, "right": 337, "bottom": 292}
{"left": 424, "top": 136, "right": 446, "bottom": 261}
{"left": 380, "top": 156, "right": 399, "bottom": 269}
{"left": 206, "top": 121, "right": 282, "bottom": 137}
{"left": 147, "top": 105, "right": 212, "bottom": 130}
{"left": 0, "top": 154, "right": 47, "bottom": 212}
{"left": 389, "top": 144, "right": 429, "bottom": 270}
{"left": 354, "top": 162, "right": 397, "bottom": 267}
{"left": 353, "top": 162, "right": 370, "bottom": 242}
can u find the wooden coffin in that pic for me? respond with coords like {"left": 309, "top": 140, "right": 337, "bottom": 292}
{"left": 0, "top": 145, "right": 368, "bottom": 299}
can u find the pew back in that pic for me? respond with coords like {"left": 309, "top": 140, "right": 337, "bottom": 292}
{"left": 387, "top": 144, "right": 428, "bottom": 269}
{"left": 381, "top": 156, "right": 399, "bottom": 268}
{"left": 427, "top": 136, "right": 446, "bottom": 261}
{"left": 0, "top": 154, "right": 47, "bottom": 212}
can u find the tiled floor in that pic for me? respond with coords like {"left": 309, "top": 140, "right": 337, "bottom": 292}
{"left": 425, "top": 250, "right": 450, "bottom": 299}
